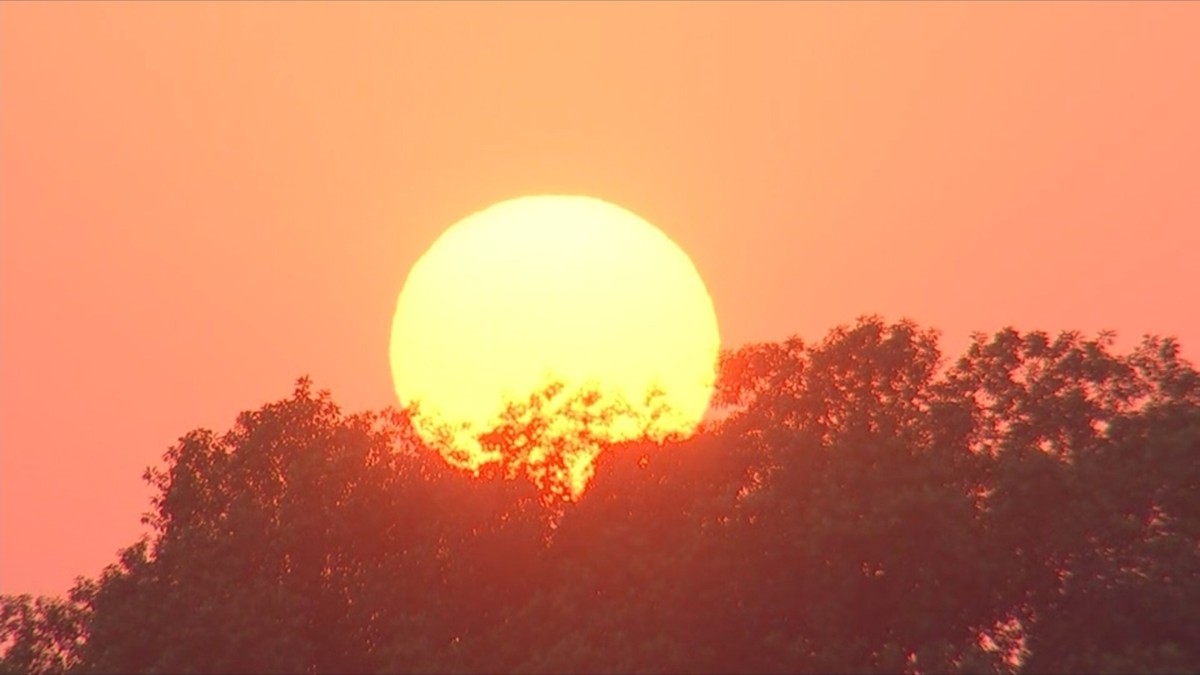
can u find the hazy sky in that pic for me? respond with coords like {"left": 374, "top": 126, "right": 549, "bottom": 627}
{"left": 2, "top": 2, "right": 1198, "bottom": 595}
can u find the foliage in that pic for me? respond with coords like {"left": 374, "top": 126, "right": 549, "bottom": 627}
{"left": 3, "top": 320, "right": 1199, "bottom": 674}
{"left": 0, "top": 593, "right": 88, "bottom": 675}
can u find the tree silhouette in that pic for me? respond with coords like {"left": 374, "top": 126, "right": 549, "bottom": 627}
{"left": 2, "top": 320, "right": 1198, "bottom": 674}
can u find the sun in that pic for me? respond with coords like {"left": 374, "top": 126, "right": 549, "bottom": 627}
{"left": 389, "top": 195, "right": 720, "bottom": 497}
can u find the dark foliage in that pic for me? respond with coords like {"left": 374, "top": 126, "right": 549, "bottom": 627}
{"left": 4, "top": 318, "right": 1198, "bottom": 674}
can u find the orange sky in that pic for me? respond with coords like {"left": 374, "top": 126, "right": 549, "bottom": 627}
{"left": 2, "top": 2, "right": 1198, "bottom": 596}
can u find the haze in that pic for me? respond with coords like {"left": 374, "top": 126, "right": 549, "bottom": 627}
{"left": 2, "top": 2, "right": 1198, "bottom": 596}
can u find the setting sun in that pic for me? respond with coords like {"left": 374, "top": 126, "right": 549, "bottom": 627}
{"left": 7, "top": 4, "right": 1200, "bottom": 672}
{"left": 389, "top": 195, "right": 720, "bottom": 481}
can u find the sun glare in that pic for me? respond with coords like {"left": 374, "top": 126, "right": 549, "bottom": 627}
{"left": 389, "top": 195, "right": 720, "bottom": 497}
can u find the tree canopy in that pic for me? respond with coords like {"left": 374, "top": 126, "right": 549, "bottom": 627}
{"left": 3, "top": 318, "right": 1198, "bottom": 674}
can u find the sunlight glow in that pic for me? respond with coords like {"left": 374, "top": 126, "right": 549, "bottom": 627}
{"left": 389, "top": 195, "right": 720, "bottom": 496}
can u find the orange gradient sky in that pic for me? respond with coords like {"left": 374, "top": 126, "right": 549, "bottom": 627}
{"left": 2, "top": 2, "right": 1198, "bottom": 595}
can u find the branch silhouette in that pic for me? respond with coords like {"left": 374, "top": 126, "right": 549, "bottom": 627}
{"left": 4, "top": 319, "right": 1198, "bottom": 674}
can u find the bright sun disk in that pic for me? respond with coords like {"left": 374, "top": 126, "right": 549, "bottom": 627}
{"left": 389, "top": 195, "right": 720, "bottom": 497}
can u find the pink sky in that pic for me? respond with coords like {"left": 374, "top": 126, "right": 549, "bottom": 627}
{"left": 2, "top": 2, "right": 1198, "bottom": 595}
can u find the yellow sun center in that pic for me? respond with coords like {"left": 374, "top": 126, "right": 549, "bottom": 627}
{"left": 389, "top": 195, "right": 720, "bottom": 497}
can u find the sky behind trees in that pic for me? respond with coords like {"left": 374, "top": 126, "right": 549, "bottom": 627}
{"left": 2, "top": 2, "right": 1199, "bottom": 597}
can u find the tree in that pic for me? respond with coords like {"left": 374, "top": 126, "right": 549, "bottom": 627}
{"left": 0, "top": 592, "right": 88, "bottom": 675}
{"left": 3, "top": 321, "right": 1198, "bottom": 675}
{"left": 710, "top": 318, "right": 1008, "bottom": 673}
{"left": 71, "top": 378, "right": 483, "bottom": 673}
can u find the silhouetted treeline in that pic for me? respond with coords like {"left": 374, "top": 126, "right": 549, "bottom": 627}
{"left": 3, "top": 318, "right": 1198, "bottom": 674}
